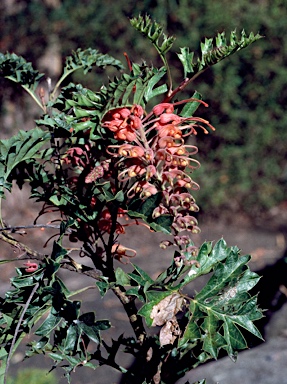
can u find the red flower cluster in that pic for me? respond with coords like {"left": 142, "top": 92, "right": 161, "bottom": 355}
{"left": 59, "top": 99, "right": 214, "bottom": 262}
{"left": 102, "top": 100, "right": 215, "bottom": 257}
{"left": 102, "top": 105, "right": 144, "bottom": 142}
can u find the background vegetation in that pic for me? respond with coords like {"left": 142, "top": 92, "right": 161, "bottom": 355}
{"left": 1, "top": 0, "right": 286, "bottom": 223}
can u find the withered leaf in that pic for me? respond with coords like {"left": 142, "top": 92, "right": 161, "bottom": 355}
{"left": 146, "top": 346, "right": 153, "bottom": 362}
{"left": 150, "top": 293, "right": 185, "bottom": 326}
{"left": 159, "top": 318, "right": 181, "bottom": 346}
{"left": 153, "top": 362, "right": 162, "bottom": 384}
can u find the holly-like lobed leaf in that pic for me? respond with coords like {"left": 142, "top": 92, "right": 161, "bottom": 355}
{"left": 128, "top": 193, "right": 173, "bottom": 235}
{"left": 190, "top": 244, "right": 263, "bottom": 361}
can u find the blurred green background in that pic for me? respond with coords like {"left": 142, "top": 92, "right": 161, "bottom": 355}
{"left": 1, "top": 0, "right": 286, "bottom": 224}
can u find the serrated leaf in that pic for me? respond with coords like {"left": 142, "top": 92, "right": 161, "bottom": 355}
{"left": 131, "top": 264, "right": 154, "bottom": 285}
{"left": 177, "top": 239, "right": 232, "bottom": 289}
{"left": 177, "top": 47, "right": 195, "bottom": 78}
{"left": 222, "top": 318, "right": 247, "bottom": 356}
{"left": 201, "top": 312, "right": 226, "bottom": 359}
{"left": 0, "top": 52, "right": 44, "bottom": 91}
{"left": 195, "top": 250, "right": 250, "bottom": 301}
{"left": 178, "top": 318, "right": 201, "bottom": 348}
{"left": 188, "top": 240, "right": 263, "bottom": 361}
{"left": 130, "top": 15, "right": 175, "bottom": 55}
{"left": 0, "top": 128, "right": 50, "bottom": 198}
{"left": 63, "top": 48, "right": 124, "bottom": 76}
{"left": 177, "top": 29, "right": 262, "bottom": 78}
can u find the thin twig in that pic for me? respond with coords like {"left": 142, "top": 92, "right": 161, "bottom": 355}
{"left": 0, "top": 232, "right": 102, "bottom": 280}
{"left": 0, "top": 224, "right": 70, "bottom": 232}
{"left": 4, "top": 282, "right": 39, "bottom": 384}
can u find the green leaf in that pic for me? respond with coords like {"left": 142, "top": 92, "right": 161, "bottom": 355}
{"left": 64, "top": 324, "right": 80, "bottom": 353}
{"left": 95, "top": 280, "right": 110, "bottom": 297}
{"left": 176, "top": 239, "right": 230, "bottom": 288}
{"left": 222, "top": 318, "right": 247, "bottom": 357}
{"left": 180, "top": 91, "right": 203, "bottom": 117}
{"left": 128, "top": 193, "right": 173, "bottom": 235}
{"left": 125, "top": 287, "right": 145, "bottom": 302}
{"left": 78, "top": 322, "right": 100, "bottom": 344}
{"left": 188, "top": 241, "right": 263, "bottom": 361}
{"left": 51, "top": 48, "right": 124, "bottom": 100}
{"left": 130, "top": 15, "right": 175, "bottom": 55}
{"left": 143, "top": 67, "right": 167, "bottom": 102}
{"left": 0, "top": 128, "right": 50, "bottom": 198}
{"left": 177, "top": 29, "right": 263, "bottom": 78}
{"left": 178, "top": 318, "right": 201, "bottom": 348}
{"left": 149, "top": 215, "right": 173, "bottom": 234}
{"left": 195, "top": 250, "right": 250, "bottom": 302}
{"left": 0, "top": 52, "right": 44, "bottom": 91}
{"left": 201, "top": 311, "right": 226, "bottom": 359}
{"left": 35, "top": 312, "right": 62, "bottom": 337}
{"left": 63, "top": 48, "right": 124, "bottom": 76}
{"left": 131, "top": 264, "right": 154, "bottom": 285}
{"left": 115, "top": 268, "right": 131, "bottom": 286}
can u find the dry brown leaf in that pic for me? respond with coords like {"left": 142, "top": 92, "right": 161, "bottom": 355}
{"left": 146, "top": 346, "right": 153, "bottom": 362}
{"left": 150, "top": 293, "right": 184, "bottom": 327}
{"left": 159, "top": 318, "right": 181, "bottom": 346}
{"left": 153, "top": 362, "right": 162, "bottom": 384}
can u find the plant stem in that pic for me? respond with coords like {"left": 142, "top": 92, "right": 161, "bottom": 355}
{"left": 4, "top": 282, "right": 39, "bottom": 384}
{"left": 112, "top": 285, "right": 146, "bottom": 344}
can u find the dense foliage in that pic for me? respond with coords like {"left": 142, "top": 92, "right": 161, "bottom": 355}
{"left": 1, "top": 0, "right": 286, "bottom": 219}
{"left": 0, "top": 14, "right": 263, "bottom": 384}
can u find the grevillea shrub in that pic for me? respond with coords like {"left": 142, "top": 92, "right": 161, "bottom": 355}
{"left": 0, "top": 16, "right": 263, "bottom": 384}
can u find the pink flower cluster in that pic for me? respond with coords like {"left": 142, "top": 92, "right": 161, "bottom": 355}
{"left": 102, "top": 105, "right": 144, "bottom": 142}
{"left": 58, "top": 99, "right": 214, "bottom": 261}
{"left": 102, "top": 100, "right": 215, "bottom": 257}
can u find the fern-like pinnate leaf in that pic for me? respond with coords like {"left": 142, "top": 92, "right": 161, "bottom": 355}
{"left": 62, "top": 48, "right": 124, "bottom": 75}
{"left": 130, "top": 15, "right": 175, "bottom": 55}
{"left": 0, "top": 52, "right": 44, "bottom": 91}
{"left": 178, "top": 30, "right": 263, "bottom": 78}
{"left": 100, "top": 63, "right": 167, "bottom": 110}
{"left": 50, "top": 48, "right": 125, "bottom": 100}
{"left": 56, "top": 65, "right": 167, "bottom": 112}
{"left": 39, "top": 65, "right": 168, "bottom": 146}
{"left": 0, "top": 128, "right": 51, "bottom": 198}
